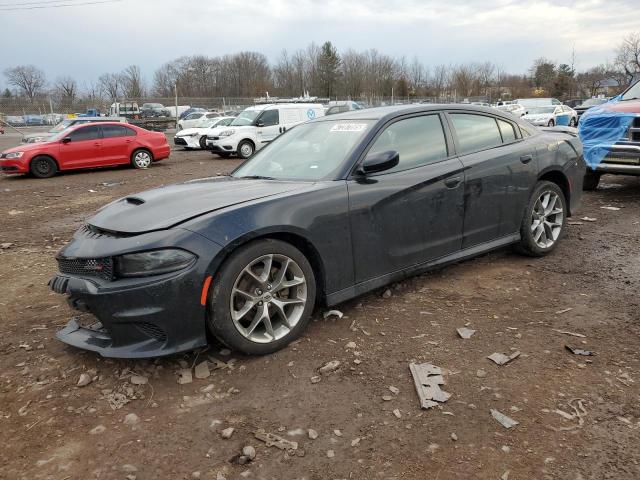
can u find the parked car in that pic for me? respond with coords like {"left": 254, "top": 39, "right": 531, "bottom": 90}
{"left": 177, "top": 111, "right": 220, "bottom": 130}
{"left": 578, "top": 81, "right": 640, "bottom": 190}
{"left": 494, "top": 102, "right": 526, "bottom": 117}
{"left": 179, "top": 107, "right": 207, "bottom": 120}
{"left": 141, "top": 103, "right": 171, "bottom": 118}
{"left": 6, "top": 116, "right": 26, "bottom": 126}
{"left": 522, "top": 105, "right": 578, "bottom": 127}
{"left": 48, "top": 104, "right": 584, "bottom": 357}
{"left": 1, "top": 122, "right": 170, "bottom": 178}
{"left": 22, "top": 117, "right": 127, "bottom": 144}
{"left": 325, "top": 101, "right": 364, "bottom": 115}
{"left": 574, "top": 98, "right": 609, "bottom": 122}
{"left": 208, "top": 103, "right": 325, "bottom": 159}
{"left": 24, "top": 115, "right": 45, "bottom": 126}
{"left": 516, "top": 98, "right": 562, "bottom": 109}
{"left": 563, "top": 99, "right": 584, "bottom": 109}
{"left": 174, "top": 116, "right": 234, "bottom": 149}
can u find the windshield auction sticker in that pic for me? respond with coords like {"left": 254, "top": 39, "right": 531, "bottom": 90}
{"left": 330, "top": 123, "right": 368, "bottom": 132}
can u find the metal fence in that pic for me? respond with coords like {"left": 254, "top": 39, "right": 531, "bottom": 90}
{"left": 0, "top": 95, "right": 490, "bottom": 126}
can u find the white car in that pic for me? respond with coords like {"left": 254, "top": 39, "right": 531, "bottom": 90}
{"left": 522, "top": 105, "right": 578, "bottom": 127}
{"left": 495, "top": 102, "right": 526, "bottom": 117}
{"left": 177, "top": 111, "right": 221, "bottom": 131}
{"left": 208, "top": 103, "right": 325, "bottom": 159}
{"left": 174, "top": 116, "right": 235, "bottom": 149}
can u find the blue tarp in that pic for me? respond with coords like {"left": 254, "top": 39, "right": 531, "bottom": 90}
{"left": 578, "top": 96, "right": 637, "bottom": 169}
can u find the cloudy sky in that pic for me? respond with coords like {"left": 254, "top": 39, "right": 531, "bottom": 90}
{"left": 0, "top": 0, "right": 636, "bottom": 86}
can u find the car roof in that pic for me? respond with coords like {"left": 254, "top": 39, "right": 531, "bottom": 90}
{"left": 311, "top": 104, "right": 518, "bottom": 123}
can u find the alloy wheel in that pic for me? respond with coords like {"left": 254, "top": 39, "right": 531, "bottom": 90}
{"left": 239, "top": 143, "right": 253, "bottom": 158}
{"left": 230, "top": 254, "right": 307, "bottom": 343}
{"left": 134, "top": 151, "right": 151, "bottom": 168}
{"left": 35, "top": 159, "right": 51, "bottom": 176}
{"left": 530, "top": 191, "right": 564, "bottom": 248}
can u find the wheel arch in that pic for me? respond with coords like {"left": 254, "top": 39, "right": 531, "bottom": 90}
{"left": 30, "top": 154, "right": 60, "bottom": 171}
{"left": 131, "top": 146, "right": 154, "bottom": 161}
{"left": 538, "top": 168, "right": 571, "bottom": 215}
{"left": 207, "top": 228, "right": 327, "bottom": 305}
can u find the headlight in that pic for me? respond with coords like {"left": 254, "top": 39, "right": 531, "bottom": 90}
{"left": 4, "top": 152, "right": 24, "bottom": 159}
{"left": 114, "top": 249, "right": 196, "bottom": 277}
{"left": 219, "top": 129, "right": 235, "bottom": 137}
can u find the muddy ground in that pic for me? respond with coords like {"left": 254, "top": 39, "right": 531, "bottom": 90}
{"left": 0, "top": 129, "right": 639, "bottom": 480}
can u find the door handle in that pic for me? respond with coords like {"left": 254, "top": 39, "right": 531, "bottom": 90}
{"left": 520, "top": 154, "right": 533, "bottom": 164}
{"left": 444, "top": 176, "right": 462, "bottom": 188}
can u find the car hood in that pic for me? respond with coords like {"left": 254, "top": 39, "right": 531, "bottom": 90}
{"left": 87, "top": 176, "right": 310, "bottom": 234}
{"left": 523, "top": 113, "right": 552, "bottom": 120}
{"left": 2, "top": 140, "right": 56, "bottom": 154}
{"left": 600, "top": 99, "right": 640, "bottom": 113}
{"left": 175, "top": 127, "right": 207, "bottom": 136}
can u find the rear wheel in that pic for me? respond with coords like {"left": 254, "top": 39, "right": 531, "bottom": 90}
{"left": 30, "top": 156, "right": 57, "bottom": 178}
{"left": 131, "top": 149, "right": 152, "bottom": 169}
{"left": 568, "top": 117, "right": 577, "bottom": 127}
{"left": 547, "top": 119, "right": 555, "bottom": 127}
{"left": 583, "top": 170, "right": 601, "bottom": 191}
{"left": 237, "top": 140, "right": 254, "bottom": 159}
{"left": 199, "top": 136, "right": 207, "bottom": 149}
{"left": 207, "top": 239, "right": 316, "bottom": 355}
{"left": 516, "top": 181, "right": 566, "bottom": 257}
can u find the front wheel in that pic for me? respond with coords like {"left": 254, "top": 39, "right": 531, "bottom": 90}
{"left": 237, "top": 140, "right": 255, "bottom": 159}
{"left": 30, "top": 155, "right": 57, "bottom": 178}
{"left": 568, "top": 117, "right": 577, "bottom": 127}
{"left": 207, "top": 239, "right": 316, "bottom": 355}
{"left": 583, "top": 170, "right": 601, "bottom": 191}
{"left": 199, "top": 136, "right": 207, "bottom": 149}
{"left": 547, "top": 119, "right": 555, "bottom": 127}
{"left": 515, "top": 181, "right": 567, "bottom": 257}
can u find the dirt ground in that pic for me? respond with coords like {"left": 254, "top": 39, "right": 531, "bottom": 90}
{"left": 0, "top": 128, "right": 639, "bottom": 480}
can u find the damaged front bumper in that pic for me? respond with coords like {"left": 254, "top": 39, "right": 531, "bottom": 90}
{"left": 592, "top": 143, "right": 640, "bottom": 175}
{"left": 50, "top": 226, "right": 222, "bottom": 358}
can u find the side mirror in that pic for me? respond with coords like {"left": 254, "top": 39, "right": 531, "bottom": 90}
{"left": 359, "top": 150, "right": 399, "bottom": 174}
{"left": 62, "top": 136, "right": 71, "bottom": 144}
{"left": 256, "top": 121, "right": 265, "bottom": 127}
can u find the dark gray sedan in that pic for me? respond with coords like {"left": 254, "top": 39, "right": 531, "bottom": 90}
{"left": 49, "top": 105, "right": 585, "bottom": 357}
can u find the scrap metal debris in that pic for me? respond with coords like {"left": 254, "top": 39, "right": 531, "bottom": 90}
{"left": 456, "top": 327, "right": 476, "bottom": 339}
{"left": 552, "top": 329, "right": 586, "bottom": 338}
{"left": 554, "top": 308, "right": 573, "bottom": 314}
{"left": 547, "top": 399, "right": 587, "bottom": 432}
{"left": 490, "top": 409, "right": 519, "bottom": 429}
{"left": 323, "top": 310, "right": 343, "bottom": 319}
{"left": 601, "top": 206, "right": 620, "bottom": 211}
{"left": 487, "top": 351, "right": 521, "bottom": 366}
{"left": 409, "top": 362, "right": 451, "bottom": 410}
{"left": 580, "top": 217, "right": 597, "bottom": 222}
{"left": 255, "top": 429, "right": 298, "bottom": 453}
{"left": 565, "top": 345, "right": 595, "bottom": 356}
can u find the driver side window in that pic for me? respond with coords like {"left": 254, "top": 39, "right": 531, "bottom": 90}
{"left": 258, "top": 109, "right": 279, "bottom": 127}
{"left": 367, "top": 115, "right": 448, "bottom": 174}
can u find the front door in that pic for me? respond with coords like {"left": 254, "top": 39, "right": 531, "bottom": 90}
{"left": 347, "top": 113, "right": 465, "bottom": 284}
{"left": 58, "top": 124, "right": 103, "bottom": 169}
{"left": 255, "top": 109, "right": 280, "bottom": 148}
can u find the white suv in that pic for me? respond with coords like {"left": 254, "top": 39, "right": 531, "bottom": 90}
{"left": 207, "top": 103, "right": 325, "bottom": 159}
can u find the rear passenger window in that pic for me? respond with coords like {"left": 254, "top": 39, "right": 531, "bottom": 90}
{"left": 497, "top": 119, "right": 517, "bottom": 143}
{"left": 102, "top": 125, "right": 127, "bottom": 138}
{"left": 367, "top": 115, "right": 448, "bottom": 173}
{"left": 450, "top": 114, "right": 502, "bottom": 154}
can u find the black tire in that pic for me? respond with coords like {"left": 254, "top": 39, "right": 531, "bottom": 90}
{"left": 547, "top": 119, "right": 555, "bottom": 127}
{"left": 583, "top": 170, "right": 601, "bottom": 191}
{"left": 131, "top": 149, "right": 153, "bottom": 169}
{"left": 30, "top": 155, "right": 57, "bottom": 178}
{"left": 569, "top": 117, "right": 577, "bottom": 127}
{"left": 515, "top": 181, "right": 567, "bottom": 257}
{"left": 237, "top": 140, "right": 255, "bottom": 159}
{"left": 207, "top": 239, "right": 316, "bottom": 355}
{"left": 199, "top": 136, "right": 207, "bottom": 149}
{"left": 217, "top": 152, "right": 232, "bottom": 158}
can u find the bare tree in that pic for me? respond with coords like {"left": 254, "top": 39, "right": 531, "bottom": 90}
{"left": 98, "top": 73, "right": 123, "bottom": 102}
{"left": 121, "top": 65, "right": 144, "bottom": 98}
{"left": 54, "top": 76, "right": 77, "bottom": 101}
{"left": 615, "top": 32, "right": 640, "bottom": 83}
{"left": 4, "top": 65, "right": 46, "bottom": 102}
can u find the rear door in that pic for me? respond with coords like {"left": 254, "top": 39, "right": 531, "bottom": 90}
{"left": 58, "top": 125, "right": 103, "bottom": 169}
{"left": 101, "top": 125, "right": 136, "bottom": 164}
{"left": 446, "top": 111, "right": 538, "bottom": 247}
{"left": 348, "top": 113, "right": 465, "bottom": 283}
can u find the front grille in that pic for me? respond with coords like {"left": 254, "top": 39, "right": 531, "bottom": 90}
{"left": 57, "top": 257, "right": 114, "bottom": 281}
{"left": 136, "top": 322, "right": 167, "bottom": 342}
{"left": 207, "top": 136, "right": 220, "bottom": 141}
{"left": 630, "top": 117, "right": 640, "bottom": 142}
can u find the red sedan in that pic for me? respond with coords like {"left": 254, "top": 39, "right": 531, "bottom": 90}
{"left": 0, "top": 122, "right": 170, "bottom": 178}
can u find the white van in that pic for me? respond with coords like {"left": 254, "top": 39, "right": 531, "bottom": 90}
{"left": 208, "top": 103, "right": 324, "bottom": 159}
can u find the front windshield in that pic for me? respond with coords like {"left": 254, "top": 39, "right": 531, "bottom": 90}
{"left": 526, "top": 107, "right": 555, "bottom": 114}
{"left": 232, "top": 120, "right": 374, "bottom": 181}
{"left": 581, "top": 98, "right": 607, "bottom": 107}
{"left": 621, "top": 81, "right": 640, "bottom": 101}
{"left": 50, "top": 120, "right": 74, "bottom": 133}
{"left": 230, "top": 110, "right": 260, "bottom": 126}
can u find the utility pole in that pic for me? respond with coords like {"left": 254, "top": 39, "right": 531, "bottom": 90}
{"left": 174, "top": 82, "right": 178, "bottom": 129}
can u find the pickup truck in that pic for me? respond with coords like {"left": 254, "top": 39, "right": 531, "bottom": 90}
{"left": 578, "top": 80, "right": 640, "bottom": 190}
